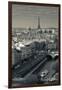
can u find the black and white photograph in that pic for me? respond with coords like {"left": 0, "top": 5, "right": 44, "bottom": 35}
{"left": 8, "top": 2, "right": 60, "bottom": 88}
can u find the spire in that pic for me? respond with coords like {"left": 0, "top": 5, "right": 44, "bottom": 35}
{"left": 38, "top": 16, "right": 40, "bottom": 29}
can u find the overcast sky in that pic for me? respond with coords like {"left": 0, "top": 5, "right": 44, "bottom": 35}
{"left": 12, "top": 4, "right": 59, "bottom": 28}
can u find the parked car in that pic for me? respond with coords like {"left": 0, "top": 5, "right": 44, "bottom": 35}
{"left": 49, "top": 73, "right": 59, "bottom": 82}
{"left": 40, "top": 70, "right": 48, "bottom": 78}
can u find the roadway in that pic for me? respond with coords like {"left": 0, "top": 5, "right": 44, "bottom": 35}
{"left": 12, "top": 49, "right": 58, "bottom": 87}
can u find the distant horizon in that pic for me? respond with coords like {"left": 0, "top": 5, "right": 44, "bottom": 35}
{"left": 12, "top": 27, "right": 58, "bottom": 29}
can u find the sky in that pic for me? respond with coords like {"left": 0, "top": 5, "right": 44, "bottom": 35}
{"left": 12, "top": 4, "right": 59, "bottom": 29}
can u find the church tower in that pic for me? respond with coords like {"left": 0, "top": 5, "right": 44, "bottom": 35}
{"left": 38, "top": 16, "right": 40, "bottom": 29}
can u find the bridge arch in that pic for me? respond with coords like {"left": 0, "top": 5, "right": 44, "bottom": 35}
{"left": 54, "top": 55, "right": 59, "bottom": 60}
{"left": 46, "top": 55, "right": 53, "bottom": 60}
